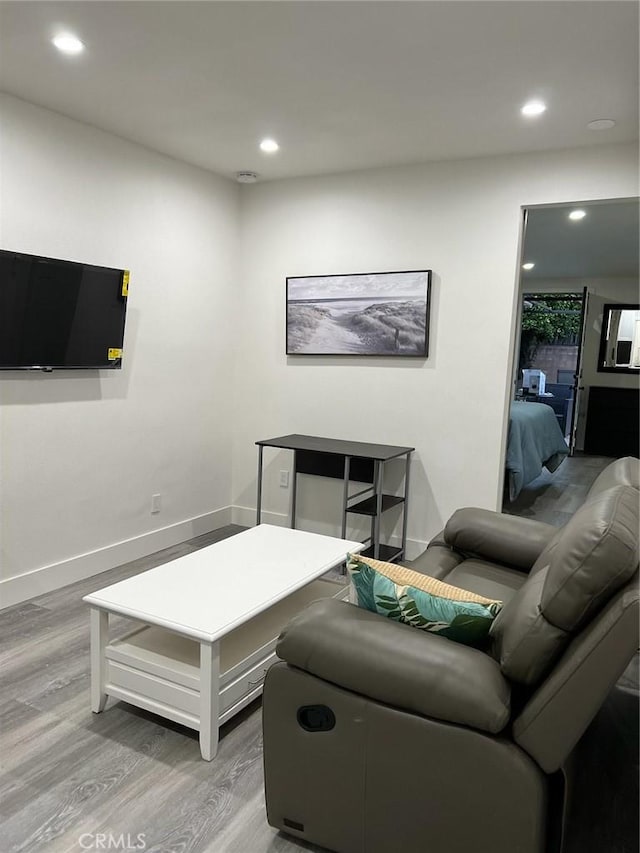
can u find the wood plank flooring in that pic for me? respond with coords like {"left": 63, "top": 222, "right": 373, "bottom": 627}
{"left": 1, "top": 521, "right": 638, "bottom": 852}
{"left": 0, "top": 526, "right": 324, "bottom": 853}
{"left": 503, "top": 453, "right": 614, "bottom": 524}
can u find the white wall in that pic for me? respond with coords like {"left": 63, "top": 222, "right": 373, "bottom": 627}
{"left": 1, "top": 96, "right": 637, "bottom": 607}
{"left": 580, "top": 278, "right": 639, "bottom": 448}
{"left": 581, "top": 280, "right": 639, "bottom": 388}
{"left": 232, "top": 144, "right": 638, "bottom": 556}
{"left": 0, "top": 95, "right": 240, "bottom": 605}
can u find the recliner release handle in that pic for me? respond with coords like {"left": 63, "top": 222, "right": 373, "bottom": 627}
{"left": 297, "top": 704, "right": 336, "bottom": 732}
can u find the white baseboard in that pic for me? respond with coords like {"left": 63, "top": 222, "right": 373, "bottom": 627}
{"left": 232, "top": 505, "right": 427, "bottom": 560}
{"left": 232, "top": 505, "right": 286, "bottom": 528}
{"left": 2, "top": 504, "right": 428, "bottom": 611}
{"left": 0, "top": 507, "right": 232, "bottom": 610}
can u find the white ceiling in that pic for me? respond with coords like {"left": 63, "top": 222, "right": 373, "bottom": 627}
{"left": 523, "top": 200, "right": 639, "bottom": 280}
{"left": 0, "top": 1, "right": 638, "bottom": 182}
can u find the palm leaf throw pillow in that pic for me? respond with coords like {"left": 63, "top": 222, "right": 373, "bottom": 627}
{"left": 347, "top": 553, "right": 503, "bottom": 647}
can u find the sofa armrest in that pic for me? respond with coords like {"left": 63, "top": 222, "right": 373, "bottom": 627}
{"left": 276, "top": 598, "right": 511, "bottom": 734}
{"left": 444, "top": 508, "right": 557, "bottom": 572}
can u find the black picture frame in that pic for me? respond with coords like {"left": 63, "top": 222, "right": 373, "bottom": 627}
{"left": 286, "top": 269, "right": 432, "bottom": 357}
{"left": 597, "top": 302, "right": 640, "bottom": 374}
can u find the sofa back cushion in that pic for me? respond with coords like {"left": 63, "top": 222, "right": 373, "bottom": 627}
{"left": 587, "top": 456, "right": 640, "bottom": 498}
{"left": 488, "top": 567, "right": 567, "bottom": 684}
{"left": 540, "top": 486, "right": 639, "bottom": 630}
{"left": 491, "top": 485, "right": 639, "bottom": 685}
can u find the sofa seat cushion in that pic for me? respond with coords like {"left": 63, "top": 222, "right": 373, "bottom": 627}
{"left": 347, "top": 553, "right": 502, "bottom": 647}
{"left": 443, "top": 560, "right": 527, "bottom": 604}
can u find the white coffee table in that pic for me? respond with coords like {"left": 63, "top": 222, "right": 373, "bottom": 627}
{"left": 83, "top": 524, "right": 363, "bottom": 760}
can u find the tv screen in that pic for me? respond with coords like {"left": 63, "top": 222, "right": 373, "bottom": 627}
{"left": 0, "top": 250, "right": 128, "bottom": 370}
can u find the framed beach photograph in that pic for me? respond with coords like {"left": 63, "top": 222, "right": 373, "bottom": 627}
{"left": 286, "top": 269, "right": 432, "bottom": 356}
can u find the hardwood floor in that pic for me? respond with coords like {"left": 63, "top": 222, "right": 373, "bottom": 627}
{"left": 503, "top": 453, "right": 614, "bottom": 525}
{"left": 563, "top": 656, "right": 639, "bottom": 853}
{"left": 0, "top": 526, "right": 323, "bottom": 853}
{"left": 1, "top": 522, "right": 637, "bottom": 852}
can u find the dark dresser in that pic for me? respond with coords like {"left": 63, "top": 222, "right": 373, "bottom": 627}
{"left": 584, "top": 386, "right": 639, "bottom": 457}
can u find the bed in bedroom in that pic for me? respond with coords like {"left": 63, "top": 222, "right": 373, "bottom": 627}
{"left": 506, "top": 400, "right": 570, "bottom": 501}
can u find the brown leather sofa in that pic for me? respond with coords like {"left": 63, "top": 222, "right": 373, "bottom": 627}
{"left": 262, "top": 457, "right": 639, "bottom": 853}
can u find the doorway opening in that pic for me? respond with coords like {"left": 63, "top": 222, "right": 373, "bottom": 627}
{"left": 502, "top": 197, "right": 639, "bottom": 522}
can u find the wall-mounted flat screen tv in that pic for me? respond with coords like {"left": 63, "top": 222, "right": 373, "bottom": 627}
{"left": 0, "top": 249, "right": 129, "bottom": 370}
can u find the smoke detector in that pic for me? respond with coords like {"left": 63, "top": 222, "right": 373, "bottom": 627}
{"left": 587, "top": 119, "right": 616, "bottom": 131}
{"left": 236, "top": 171, "right": 259, "bottom": 184}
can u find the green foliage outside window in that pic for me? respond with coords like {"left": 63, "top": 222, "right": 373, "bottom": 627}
{"left": 519, "top": 294, "right": 582, "bottom": 370}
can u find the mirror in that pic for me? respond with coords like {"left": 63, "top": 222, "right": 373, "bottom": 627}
{"left": 598, "top": 303, "right": 640, "bottom": 372}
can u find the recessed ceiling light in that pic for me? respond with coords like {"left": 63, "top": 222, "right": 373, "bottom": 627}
{"left": 587, "top": 119, "right": 616, "bottom": 131}
{"left": 568, "top": 209, "right": 587, "bottom": 221}
{"left": 52, "top": 33, "right": 85, "bottom": 55}
{"left": 521, "top": 100, "right": 547, "bottom": 117}
{"left": 522, "top": 262, "right": 535, "bottom": 270}
{"left": 259, "top": 139, "right": 279, "bottom": 153}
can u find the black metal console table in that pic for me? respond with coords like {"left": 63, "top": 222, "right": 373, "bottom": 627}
{"left": 255, "top": 434, "right": 414, "bottom": 561}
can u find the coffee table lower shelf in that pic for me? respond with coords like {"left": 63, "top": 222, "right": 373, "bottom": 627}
{"left": 95, "top": 578, "right": 346, "bottom": 760}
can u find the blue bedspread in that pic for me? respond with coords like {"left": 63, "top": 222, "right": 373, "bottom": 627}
{"left": 507, "top": 401, "right": 569, "bottom": 501}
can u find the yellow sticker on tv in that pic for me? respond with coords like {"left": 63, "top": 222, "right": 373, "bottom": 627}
{"left": 108, "top": 348, "right": 123, "bottom": 361}
{"left": 122, "top": 270, "right": 130, "bottom": 297}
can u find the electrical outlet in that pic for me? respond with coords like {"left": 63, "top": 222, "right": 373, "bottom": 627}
{"left": 151, "top": 493, "right": 162, "bottom": 514}
{"left": 279, "top": 470, "right": 289, "bottom": 488}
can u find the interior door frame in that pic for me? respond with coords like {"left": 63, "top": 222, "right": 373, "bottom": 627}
{"left": 496, "top": 207, "right": 529, "bottom": 510}
{"left": 500, "top": 196, "right": 633, "bottom": 510}
{"left": 568, "top": 287, "right": 589, "bottom": 454}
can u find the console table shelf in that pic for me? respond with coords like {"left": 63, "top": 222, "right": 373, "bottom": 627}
{"left": 256, "top": 434, "right": 414, "bottom": 562}
{"left": 361, "top": 544, "right": 403, "bottom": 562}
{"left": 347, "top": 494, "right": 405, "bottom": 516}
